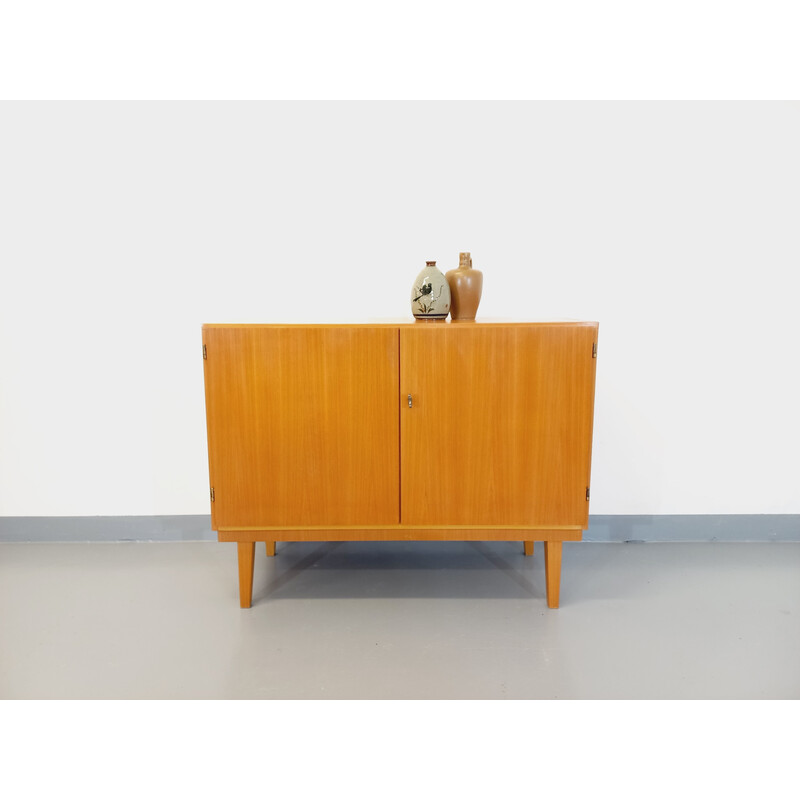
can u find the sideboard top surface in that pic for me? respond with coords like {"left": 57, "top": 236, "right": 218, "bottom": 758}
{"left": 203, "top": 319, "right": 599, "bottom": 330}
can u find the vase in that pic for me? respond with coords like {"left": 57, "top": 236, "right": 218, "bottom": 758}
{"left": 445, "top": 252, "right": 483, "bottom": 321}
{"left": 411, "top": 261, "right": 451, "bottom": 321}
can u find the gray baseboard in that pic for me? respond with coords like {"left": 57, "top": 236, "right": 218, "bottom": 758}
{"left": 0, "top": 515, "right": 216, "bottom": 543}
{"left": 585, "top": 515, "right": 800, "bottom": 542}
{"left": 0, "top": 515, "right": 798, "bottom": 543}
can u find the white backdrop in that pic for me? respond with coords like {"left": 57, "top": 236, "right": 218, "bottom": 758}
{"left": 1, "top": 101, "right": 798, "bottom": 516}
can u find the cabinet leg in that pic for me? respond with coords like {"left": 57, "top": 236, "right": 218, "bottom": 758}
{"left": 238, "top": 542, "right": 255, "bottom": 608}
{"left": 544, "top": 541, "right": 562, "bottom": 608}
{"left": 265, "top": 541, "right": 276, "bottom": 557}
{"left": 524, "top": 541, "right": 534, "bottom": 556}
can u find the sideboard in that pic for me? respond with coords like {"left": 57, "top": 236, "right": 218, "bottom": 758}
{"left": 202, "top": 321, "right": 598, "bottom": 608}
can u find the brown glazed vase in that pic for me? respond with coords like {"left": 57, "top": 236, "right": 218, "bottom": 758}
{"left": 445, "top": 252, "right": 483, "bottom": 321}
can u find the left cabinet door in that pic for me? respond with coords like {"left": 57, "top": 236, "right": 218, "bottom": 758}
{"left": 203, "top": 326, "right": 400, "bottom": 528}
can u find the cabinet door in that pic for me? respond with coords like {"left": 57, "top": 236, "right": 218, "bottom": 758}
{"left": 400, "top": 325, "right": 597, "bottom": 527}
{"left": 203, "top": 327, "right": 399, "bottom": 528}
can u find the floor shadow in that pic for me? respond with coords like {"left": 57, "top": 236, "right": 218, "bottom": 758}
{"left": 468, "top": 541, "right": 543, "bottom": 599}
{"left": 255, "top": 541, "right": 344, "bottom": 602}
{"left": 252, "top": 540, "right": 546, "bottom": 601}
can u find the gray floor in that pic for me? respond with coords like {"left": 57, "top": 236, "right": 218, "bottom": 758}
{"left": 1, "top": 540, "right": 798, "bottom": 699}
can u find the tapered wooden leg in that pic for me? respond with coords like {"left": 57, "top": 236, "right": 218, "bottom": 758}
{"left": 524, "top": 541, "right": 534, "bottom": 556}
{"left": 265, "top": 541, "right": 276, "bottom": 557}
{"left": 238, "top": 542, "right": 255, "bottom": 608}
{"left": 544, "top": 540, "right": 562, "bottom": 608}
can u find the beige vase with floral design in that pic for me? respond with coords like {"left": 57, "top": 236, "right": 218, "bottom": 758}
{"left": 411, "top": 261, "right": 451, "bottom": 321}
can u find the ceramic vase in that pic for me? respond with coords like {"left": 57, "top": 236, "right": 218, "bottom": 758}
{"left": 445, "top": 252, "right": 483, "bottom": 321}
{"left": 411, "top": 261, "right": 451, "bottom": 320}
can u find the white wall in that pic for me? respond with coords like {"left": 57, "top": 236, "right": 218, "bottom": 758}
{"left": 1, "top": 101, "right": 798, "bottom": 516}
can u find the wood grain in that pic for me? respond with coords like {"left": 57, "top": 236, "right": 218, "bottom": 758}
{"left": 203, "top": 327, "right": 399, "bottom": 528}
{"left": 400, "top": 324, "right": 598, "bottom": 527}
{"left": 237, "top": 542, "right": 255, "bottom": 608}
{"left": 544, "top": 540, "right": 562, "bottom": 608}
{"left": 217, "top": 527, "right": 582, "bottom": 543}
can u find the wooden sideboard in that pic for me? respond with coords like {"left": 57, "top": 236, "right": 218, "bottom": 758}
{"left": 202, "top": 322, "right": 599, "bottom": 608}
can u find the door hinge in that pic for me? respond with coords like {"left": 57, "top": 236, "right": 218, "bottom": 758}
{"left": 592, "top": 342, "right": 597, "bottom": 358}
{"left": 586, "top": 487, "right": 590, "bottom": 500}
{"left": 203, "top": 344, "right": 207, "bottom": 360}
{"left": 210, "top": 487, "right": 215, "bottom": 502}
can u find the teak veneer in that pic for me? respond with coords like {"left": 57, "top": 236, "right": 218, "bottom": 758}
{"left": 202, "top": 321, "right": 598, "bottom": 608}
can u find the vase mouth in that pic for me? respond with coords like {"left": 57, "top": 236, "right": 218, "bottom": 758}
{"left": 425, "top": 261, "right": 436, "bottom": 267}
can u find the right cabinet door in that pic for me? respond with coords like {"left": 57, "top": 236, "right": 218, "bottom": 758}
{"left": 400, "top": 324, "right": 598, "bottom": 527}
